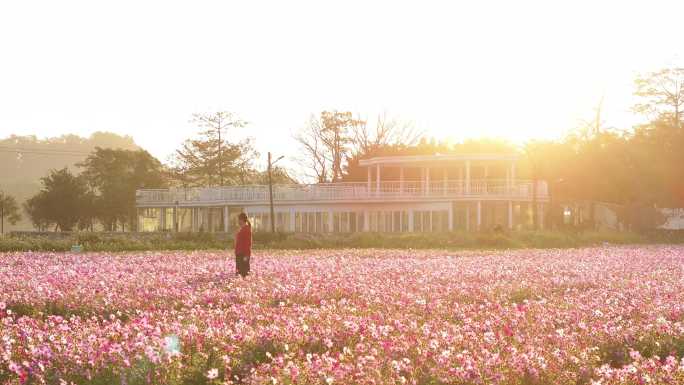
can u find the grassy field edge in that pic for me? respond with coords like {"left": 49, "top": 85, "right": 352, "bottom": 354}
{"left": 1, "top": 230, "right": 683, "bottom": 252}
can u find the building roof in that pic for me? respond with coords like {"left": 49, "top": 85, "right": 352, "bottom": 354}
{"left": 358, "top": 153, "right": 519, "bottom": 167}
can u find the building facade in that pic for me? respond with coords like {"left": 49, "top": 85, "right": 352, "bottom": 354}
{"left": 135, "top": 154, "right": 549, "bottom": 233}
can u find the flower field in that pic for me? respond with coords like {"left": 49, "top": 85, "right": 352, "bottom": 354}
{"left": 1, "top": 247, "right": 684, "bottom": 384}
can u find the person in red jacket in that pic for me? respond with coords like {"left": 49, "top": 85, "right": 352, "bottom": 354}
{"left": 234, "top": 213, "right": 252, "bottom": 277}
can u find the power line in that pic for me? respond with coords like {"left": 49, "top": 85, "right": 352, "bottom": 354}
{"left": 0, "top": 146, "right": 93, "bottom": 156}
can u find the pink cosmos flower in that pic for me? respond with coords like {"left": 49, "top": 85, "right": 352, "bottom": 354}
{"left": 206, "top": 368, "right": 219, "bottom": 379}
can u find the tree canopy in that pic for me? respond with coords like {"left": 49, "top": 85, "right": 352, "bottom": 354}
{"left": 78, "top": 148, "right": 167, "bottom": 231}
{"left": 24, "top": 168, "right": 89, "bottom": 232}
{"left": 0, "top": 191, "right": 21, "bottom": 234}
{"left": 171, "top": 111, "right": 257, "bottom": 187}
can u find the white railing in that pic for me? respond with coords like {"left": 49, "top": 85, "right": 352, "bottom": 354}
{"left": 136, "top": 179, "right": 548, "bottom": 205}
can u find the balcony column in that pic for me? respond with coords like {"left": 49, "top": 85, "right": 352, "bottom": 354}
{"left": 465, "top": 204, "right": 470, "bottom": 231}
{"left": 448, "top": 204, "right": 454, "bottom": 231}
{"left": 289, "top": 208, "right": 296, "bottom": 232}
{"left": 443, "top": 168, "right": 448, "bottom": 196}
{"left": 510, "top": 163, "right": 516, "bottom": 192}
{"left": 465, "top": 160, "right": 471, "bottom": 194}
{"left": 408, "top": 209, "right": 414, "bottom": 232}
{"left": 159, "top": 208, "right": 165, "bottom": 231}
{"left": 363, "top": 211, "right": 369, "bottom": 232}
{"left": 328, "top": 210, "right": 334, "bottom": 233}
{"left": 367, "top": 167, "right": 371, "bottom": 193}
{"left": 476, "top": 201, "right": 482, "bottom": 231}
{"left": 425, "top": 167, "right": 430, "bottom": 195}
{"left": 223, "top": 206, "right": 229, "bottom": 233}
{"left": 376, "top": 164, "right": 381, "bottom": 197}
{"left": 508, "top": 200, "right": 513, "bottom": 229}
{"left": 173, "top": 206, "right": 178, "bottom": 232}
{"left": 399, "top": 167, "right": 404, "bottom": 194}
{"left": 538, "top": 203, "right": 545, "bottom": 230}
{"left": 506, "top": 168, "right": 511, "bottom": 193}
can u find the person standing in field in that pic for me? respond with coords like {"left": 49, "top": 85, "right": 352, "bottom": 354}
{"left": 234, "top": 212, "right": 252, "bottom": 277}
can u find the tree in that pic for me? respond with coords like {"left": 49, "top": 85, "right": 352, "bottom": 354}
{"left": 0, "top": 191, "right": 21, "bottom": 234}
{"left": 171, "top": 111, "right": 256, "bottom": 187}
{"left": 294, "top": 115, "right": 331, "bottom": 183}
{"left": 23, "top": 193, "right": 51, "bottom": 231}
{"left": 320, "top": 111, "right": 365, "bottom": 182}
{"left": 628, "top": 119, "right": 684, "bottom": 207}
{"left": 296, "top": 111, "right": 419, "bottom": 183}
{"left": 247, "top": 166, "right": 297, "bottom": 185}
{"left": 350, "top": 112, "right": 423, "bottom": 156}
{"left": 633, "top": 67, "right": 684, "bottom": 129}
{"left": 79, "top": 148, "right": 167, "bottom": 231}
{"left": 294, "top": 111, "right": 365, "bottom": 183}
{"left": 26, "top": 168, "right": 89, "bottom": 231}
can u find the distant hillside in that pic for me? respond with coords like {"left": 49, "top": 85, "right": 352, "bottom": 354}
{"left": 0, "top": 132, "right": 141, "bottom": 231}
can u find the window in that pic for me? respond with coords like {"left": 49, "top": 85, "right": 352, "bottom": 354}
{"left": 276, "top": 212, "right": 289, "bottom": 232}
{"left": 316, "top": 212, "right": 323, "bottom": 233}
{"left": 432, "top": 211, "right": 441, "bottom": 232}
{"left": 422, "top": 211, "right": 431, "bottom": 232}
{"left": 341, "top": 212, "right": 349, "bottom": 232}
{"left": 307, "top": 212, "right": 315, "bottom": 233}
{"left": 295, "top": 212, "right": 302, "bottom": 232}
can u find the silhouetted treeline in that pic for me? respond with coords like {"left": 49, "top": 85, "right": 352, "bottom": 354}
{"left": 0, "top": 132, "right": 140, "bottom": 231}
{"left": 3, "top": 68, "right": 683, "bottom": 233}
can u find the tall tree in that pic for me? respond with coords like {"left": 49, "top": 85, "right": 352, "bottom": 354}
{"left": 171, "top": 111, "right": 256, "bottom": 187}
{"left": 319, "top": 111, "right": 365, "bottom": 181}
{"left": 294, "top": 115, "right": 331, "bottom": 183}
{"left": 26, "top": 168, "right": 89, "bottom": 231}
{"left": 23, "top": 193, "right": 52, "bottom": 232}
{"left": 633, "top": 67, "right": 684, "bottom": 129}
{"left": 0, "top": 191, "right": 22, "bottom": 234}
{"left": 79, "top": 148, "right": 167, "bottom": 231}
{"left": 350, "top": 113, "right": 423, "bottom": 157}
{"left": 294, "top": 110, "right": 369, "bottom": 183}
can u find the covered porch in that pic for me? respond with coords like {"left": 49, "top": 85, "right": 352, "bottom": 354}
{"left": 359, "top": 154, "right": 520, "bottom": 196}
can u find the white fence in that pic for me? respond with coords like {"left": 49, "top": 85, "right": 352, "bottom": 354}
{"left": 136, "top": 179, "right": 548, "bottom": 205}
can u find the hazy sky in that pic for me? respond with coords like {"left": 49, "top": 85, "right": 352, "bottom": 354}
{"left": 1, "top": 0, "right": 682, "bottom": 170}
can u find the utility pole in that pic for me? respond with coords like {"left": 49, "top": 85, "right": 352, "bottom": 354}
{"left": 217, "top": 115, "right": 223, "bottom": 186}
{"left": 267, "top": 152, "right": 284, "bottom": 233}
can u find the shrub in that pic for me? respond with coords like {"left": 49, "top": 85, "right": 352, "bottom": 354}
{"left": 1, "top": 229, "right": 681, "bottom": 252}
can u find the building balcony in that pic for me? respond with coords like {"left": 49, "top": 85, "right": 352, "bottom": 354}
{"left": 136, "top": 179, "right": 549, "bottom": 206}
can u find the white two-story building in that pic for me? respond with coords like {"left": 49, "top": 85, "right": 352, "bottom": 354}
{"left": 135, "top": 154, "right": 548, "bottom": 233}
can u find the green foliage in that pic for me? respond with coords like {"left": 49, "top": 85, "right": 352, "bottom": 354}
{"left": 170, "top": 111, "right": 256, "bottom": 187}
{"left": 78, "top": 147, "right": 167, "bottom": 231}
{"left": 0, "top": 132, "right": 140, "bottom": 232}
{"left": 0, "top": 191, "right": 22, "bottom": 234}
{"left": 509, "top": 287, "right": 536, "bottom": 303}
{"left": 2, "top": 230, "right": 679, "bottom": 253}
{"left": 598, "top": 333, "right": 684, "bottom": 369}
{"left": 633, "top": 67, "right": 684, "bottom": 128}
{"left": 23, "top": 168, "right": 90, "bottom": 231}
